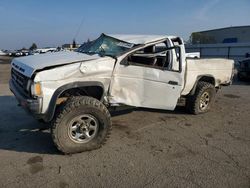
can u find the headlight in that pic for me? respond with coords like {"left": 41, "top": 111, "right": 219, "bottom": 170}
{"left": 31, "top": 82, "right": 43, "bottom": 97}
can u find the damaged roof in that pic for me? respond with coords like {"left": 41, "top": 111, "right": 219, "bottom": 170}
{"left": 106, "top": 34, "right": 175, "bottom": 45}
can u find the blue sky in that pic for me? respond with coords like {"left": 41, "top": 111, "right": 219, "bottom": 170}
{"left": 0, "top": 0, "right": 249, "bottom": 50}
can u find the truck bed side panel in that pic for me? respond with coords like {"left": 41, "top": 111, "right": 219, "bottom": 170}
{"left": 181, "top": 58, "right": 234, "bottom": 96}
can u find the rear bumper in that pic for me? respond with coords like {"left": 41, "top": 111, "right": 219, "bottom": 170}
{"left": 9, "top": 79, "right": 43, "bottom": 117}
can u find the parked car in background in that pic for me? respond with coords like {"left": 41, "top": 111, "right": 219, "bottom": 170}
{"left": 8, "top": 48, "right": 58, "bottom": 57}
{"left": 21, "top": 50, "right": 29, "bottom": 56}
{"left": 0, "top": 50, "right": 7, "bottom": 56}
{"left": 186, "top": 52, "right": 200, "bottom": 58}
{"left": 9, "top": 50, "right": 28, "bottom": 57}
{"left": 8, "top": 51, "right": 15, "bottom": 57}
{"left": 238, "top": 58, "right": 250, "bottom": 81}
{"left": 34, "top": 48, "right": 57, "bottom": 54}
{"left": 9, "top": 51, "right": 23, "bottom": 57}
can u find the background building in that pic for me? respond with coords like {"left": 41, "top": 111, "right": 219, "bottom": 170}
{"left": 186, "top": 26, "right": 250, "bottom": 60}
{"left": 190, "top": 25, "right": 250, "bottom": 44}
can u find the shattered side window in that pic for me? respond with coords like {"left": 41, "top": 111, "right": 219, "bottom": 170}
{"left": 77, "top": 35, "right": 135, "bottom": 57}
{"left": 127, "top": 41, "right": 173, "bottom": 69}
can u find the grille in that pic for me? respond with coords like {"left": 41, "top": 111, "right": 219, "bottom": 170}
{"left": 11, "top": 68, "right": 30, "bottom": 95}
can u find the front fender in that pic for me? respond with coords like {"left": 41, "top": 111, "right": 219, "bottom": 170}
{"left": 43, "top": 81, "right": 105, "bottom": 122}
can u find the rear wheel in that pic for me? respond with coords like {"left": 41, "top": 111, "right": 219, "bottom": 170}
{"left": 51, "top": 96, "right": 111, "bottom": 154}
{"left": 186, "top": 81, "right": 216, "bottom": 114}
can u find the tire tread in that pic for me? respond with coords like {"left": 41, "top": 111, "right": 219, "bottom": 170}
{"left": 186, "top": 81, "right": 216, "bottom": 115}
{"left": 51, "top": 96, "right": 111, "bottom": 154}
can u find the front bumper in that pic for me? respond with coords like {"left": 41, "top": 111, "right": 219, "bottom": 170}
{"left": 9, "top": 79, "right": 43, "bottom": 116}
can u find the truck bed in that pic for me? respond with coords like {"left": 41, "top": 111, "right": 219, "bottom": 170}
{"left": 181, "top": 58, "right": 234, "bottom": 95}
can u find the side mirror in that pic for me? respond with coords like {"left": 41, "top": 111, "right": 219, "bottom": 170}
{"left": 120, "top": 57, "right": 130, "bottom": 66}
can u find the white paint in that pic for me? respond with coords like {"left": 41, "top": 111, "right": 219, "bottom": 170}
{"left": 35, "top": 57, "right": 115, "bottom": 113}
{"left": 109, "top": 39, "right": 186, "bottom": 110}
{"left": 182, "top": 58, "right": 234, "bottom": 95}
{"left": 11, "top": 51, "right": 100, "bottom": 77}
{"left": 9, "top": 34, "right": 234, "bottom": 115}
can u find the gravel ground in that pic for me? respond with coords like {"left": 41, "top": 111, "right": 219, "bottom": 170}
{"left": 0, "top": 56, "right": 250, "bottom": 188}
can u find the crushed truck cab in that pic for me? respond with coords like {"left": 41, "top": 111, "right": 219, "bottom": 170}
{"left": 9, "top": 33, "right": 234, "bottom": 154}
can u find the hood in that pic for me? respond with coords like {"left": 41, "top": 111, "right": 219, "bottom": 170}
{"left": 11, "top": 51, "right": 101, "bottom": 77}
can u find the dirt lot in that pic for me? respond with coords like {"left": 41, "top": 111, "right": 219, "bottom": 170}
{"left": 0, "top": 56, "right": 250, "bottom": 188}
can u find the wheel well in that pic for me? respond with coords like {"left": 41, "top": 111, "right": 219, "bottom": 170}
{"left": 43, "top": 82, "right": 106, "bottom": 122}
{"left": 198, "top": 76, "right": 215, "bottom": 85}
{"left": 189, "top": 76, "right": 215, "bottom": 96}
{"left": 58, "top": 86, "right": 104, "bottom": 101}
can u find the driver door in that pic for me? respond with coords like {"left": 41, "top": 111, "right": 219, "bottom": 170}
{"left": 109, "top": 39, "right": 185, "bottom": 110}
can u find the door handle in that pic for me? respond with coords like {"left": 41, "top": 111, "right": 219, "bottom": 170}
{"left": 168, "top": 81, "right": 178, "bottom": 85}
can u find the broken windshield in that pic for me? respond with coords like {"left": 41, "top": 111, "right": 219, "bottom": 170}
{"left": 76, "top": 34, "right": 135, "bottom": 57}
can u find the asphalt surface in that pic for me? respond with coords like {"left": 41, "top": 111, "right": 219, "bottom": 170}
{"left": 0, "top": 56, "right": 250, "bottom": 188}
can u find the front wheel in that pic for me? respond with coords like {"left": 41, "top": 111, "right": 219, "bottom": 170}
{"left": 186, "top": 81, "right": 216, "bottom": 114}
{"left": 51, "top": 96, "right": 111, "bottom": 154}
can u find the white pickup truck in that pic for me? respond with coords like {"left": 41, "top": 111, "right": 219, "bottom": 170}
{"left": 9, "top": 33, "right": 234, "bottom": 154}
